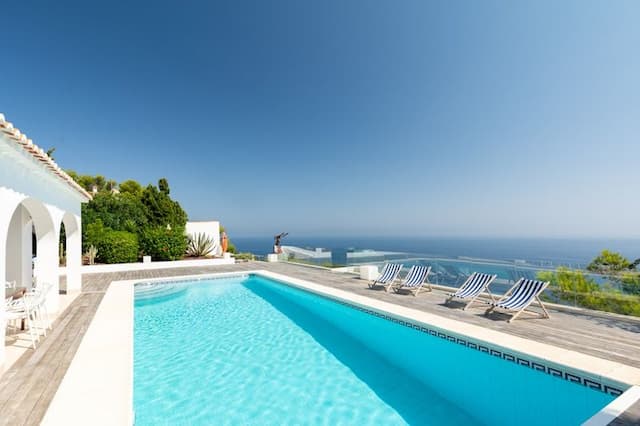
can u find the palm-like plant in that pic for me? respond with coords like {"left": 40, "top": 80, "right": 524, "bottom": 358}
{"left": 186, "top": 233, "right": 216, "bottom": 257}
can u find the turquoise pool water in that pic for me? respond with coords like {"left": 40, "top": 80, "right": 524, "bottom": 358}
{"left": 134, "top": 275, "right": 615, "bottom": 425}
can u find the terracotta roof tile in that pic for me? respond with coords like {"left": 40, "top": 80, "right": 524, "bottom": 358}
{"left": 0, "top": 113, "right": 92, "bottom": 200}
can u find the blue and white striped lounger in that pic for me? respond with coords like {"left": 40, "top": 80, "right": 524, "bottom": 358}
{"left": 393, "top": 265, "right": 432, "bottom": 296}
{"left": 368, "top": 263, "right": 403, "bottom": 291}
{"left": 485, "top": 278, "right": 551, "bottom": 322}
{"left": 445, "top": 272, "right": 497, "bottom": 310}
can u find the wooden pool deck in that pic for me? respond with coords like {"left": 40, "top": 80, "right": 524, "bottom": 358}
{"left": 1, "top": 261, "right": 639, "bottom": 425}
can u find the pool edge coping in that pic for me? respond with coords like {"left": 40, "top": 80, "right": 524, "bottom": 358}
{"left": 583, "top": 385, "right": 640, "bottom": 425}
{"left": 41, "top": 281, "right": 134, "bottom": 426}
{"left": 43, "top": 269, "right": 640, "bottom": 425}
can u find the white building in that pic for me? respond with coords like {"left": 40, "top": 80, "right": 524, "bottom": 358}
{"left": 0, "top": 113, "right": 91, "bottom": 367}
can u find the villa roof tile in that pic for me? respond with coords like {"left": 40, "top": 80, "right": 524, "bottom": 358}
{"left": 0, "top": 113, "right": 92, "bottom": 201}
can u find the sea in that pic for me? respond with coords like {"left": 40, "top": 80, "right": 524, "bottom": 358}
{"left": 232, "top": 236, "right": 640, "bottom": 268}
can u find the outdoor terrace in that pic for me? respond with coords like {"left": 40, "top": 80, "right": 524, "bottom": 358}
{"left": 1, "top": 261, "right": 639, "bottom": 425}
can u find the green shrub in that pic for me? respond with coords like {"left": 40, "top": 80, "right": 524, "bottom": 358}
{"left": 95, "top": 230, "right": 138, "bottom": 264}
{"left": 538, "top": 267, "right": 599, "bottom": 294}
{"left": 82, "top": 192, "right": 148, "bottom": 234}
{"left": 140, "top": 226, "right": 188, "bottom": 261}
{"left": 234, "top": 252, "right": 255, "bottom": 261}
{"left": 84, "top": 219, "right": 107, "bottom": 252}
{"left": 621, "top": 273, "right": 640, "bottom": 295}
{"left": 573, "top": 291, "right": 640, "bottom": 317}
{"left": 538, "top": 267, "right": 640, "bottom": 317}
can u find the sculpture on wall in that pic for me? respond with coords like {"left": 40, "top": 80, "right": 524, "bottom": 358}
{"left": 273, "top": 232, "right": 288, "bottom": 254}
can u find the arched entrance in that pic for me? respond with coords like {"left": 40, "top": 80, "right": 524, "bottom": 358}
{"left": 4, "top": 197, "right": 57, "bottom": 303}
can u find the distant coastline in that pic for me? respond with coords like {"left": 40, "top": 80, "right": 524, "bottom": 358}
{"left": 233, "top": 236, "right": 640, "bottom": 267}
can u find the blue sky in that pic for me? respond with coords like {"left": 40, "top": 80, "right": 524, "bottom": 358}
{"left": 2, "top": 1, "right": 639, "bottom": 237}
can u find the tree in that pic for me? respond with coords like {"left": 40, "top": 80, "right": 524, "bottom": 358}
{"left": 587, "top": 250, "right": 630, "bottom": 276}
{"left": 106, "top": 179, "right": 117, "bottom": 192}
{"left": 621, "top": 273, "right": 640, "bottom": 295}
{"left": 66, "top": 171, "right": 114, "bottom": 193}
{"left": 158, "top": 178, "right": 170, "bottom": 195}
{"left": 141, "top": 182, "right": 187, "bottom": 229}
{"left": 82, "top": 192, "right": 148, "bottom": 234}
{"left": 71, "top": 172, "right": 189, "bottom": 263}
{"left": 119, "top": 179, "right": 143, "bottom": 198}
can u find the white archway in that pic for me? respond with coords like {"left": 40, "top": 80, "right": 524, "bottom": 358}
{"left": 4, "top": 197, "right": 58, "bottom": 309}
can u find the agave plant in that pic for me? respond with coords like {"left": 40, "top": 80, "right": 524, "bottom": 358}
{"left": 186, "top": 232, "right": 216, "bottom": 257}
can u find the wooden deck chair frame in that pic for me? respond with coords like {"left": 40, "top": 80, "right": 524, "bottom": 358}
{"left": 393, "top": 266, "right": 432, "bottom": 296}
{"left": 368, "top": 264, "right": 402, "bottom": 292}
{"left": 485, "top": 279, "right": 551, "bottom": 323}
{"left": 445, "top": 273, "right": 498, "bottom": 311}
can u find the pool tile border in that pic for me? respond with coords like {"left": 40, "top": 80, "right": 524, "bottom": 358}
{"left": 331, "top": 297, "right": 624, "bottom": 396}
{"left": 253, "top": 270, "right": 638, "bottom": 396}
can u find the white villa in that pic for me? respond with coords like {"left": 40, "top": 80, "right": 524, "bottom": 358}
{"left": 0, "top": 113, "right": 91, "bottom": 368}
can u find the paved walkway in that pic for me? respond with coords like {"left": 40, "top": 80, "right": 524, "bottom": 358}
{"left": 1, "top": 261, "right": 639, "bottom": 425}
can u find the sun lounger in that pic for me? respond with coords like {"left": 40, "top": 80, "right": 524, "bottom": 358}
{"left": 445, "top": 272, "right": 497, "bottom": 310}
{"left": 393, "top": 265, "right": 432, "bottom": 296}
{"left": 368, "top": 263, "right": 403, "bottom": 291}
{"left": 485, "top": 278, "right": 550, "bottom": 322}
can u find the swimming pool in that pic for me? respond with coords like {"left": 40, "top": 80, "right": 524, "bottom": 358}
{"left": 134, "top": 274, "right": 617, "bottom": 425}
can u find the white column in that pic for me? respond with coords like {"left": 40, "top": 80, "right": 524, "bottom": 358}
{"left": 5, "top": 208, "right": 21, "bottom": 284}
{"left": 42, "top": 205, "right": 63, "bottom": 313}
{"left": 0, "top": 189, "right": 23, "bottom": 371}
{"left": 64, "top": 214, "right": 82, "bottom": 293}
{"left": 20, "top": 214, "right": 33, "bottom": 288}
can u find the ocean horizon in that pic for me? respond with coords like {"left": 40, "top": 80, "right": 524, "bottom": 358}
{"left": 232, "top": 236, "right": 640, "bottom": 267}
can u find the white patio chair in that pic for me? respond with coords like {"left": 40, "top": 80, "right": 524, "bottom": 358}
{"left": 26, "top": 283, "right": 52, "bottom": 334}
{"left": 5, "top": 297, "right": 39, "bottom": 349}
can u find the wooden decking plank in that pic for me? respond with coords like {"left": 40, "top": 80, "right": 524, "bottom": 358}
{"left": 23, "top": 294, "right": 104, "bottom": 426}
{"left": 0, "top": 304, "right": 79, "bottom": 404}
{"left": 0, "top": 305, "right": 89, "bottom": 425}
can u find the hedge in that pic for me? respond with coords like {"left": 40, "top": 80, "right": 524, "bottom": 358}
{"left": 95, "top": 230, "right": 139, "bottom": 264}
{"left": 139, "top": 226, "right": 188, "bottom": 261}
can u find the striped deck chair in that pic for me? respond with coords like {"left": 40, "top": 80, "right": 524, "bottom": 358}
{"left": 445, "top": 272, "right": 497, "bottom": 310}
{"left": 485, "top": 278, "right": 551, "bottom": 322}
{"left": 393, "top": 265, "right": 432, "bottom": 296}
{"left": 368, "top": 263, "right": 403, "bottom": 291}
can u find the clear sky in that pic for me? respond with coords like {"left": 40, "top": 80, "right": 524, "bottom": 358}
{"left": 2, "top": 1, "right": 639, "bottom": 237}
